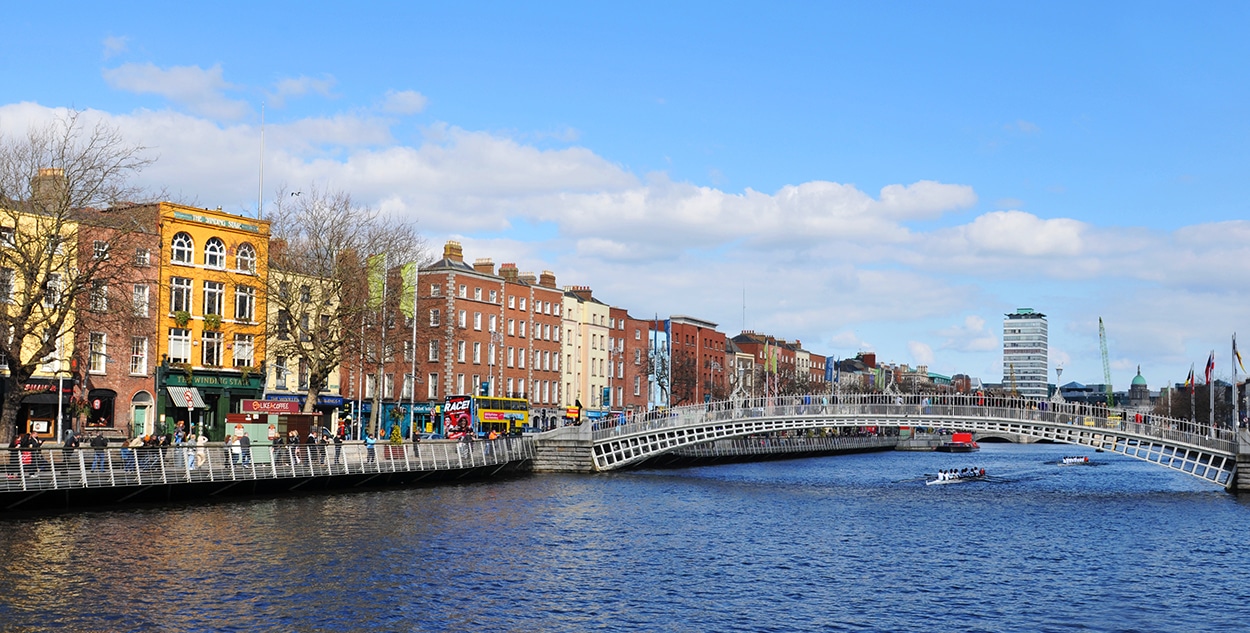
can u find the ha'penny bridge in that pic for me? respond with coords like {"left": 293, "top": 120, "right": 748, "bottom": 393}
{"left": 2, "top": 393, "right": 1248, "bottom": 511}
{"left": 577, "top": 393, "right": 1247, "bottom": 489}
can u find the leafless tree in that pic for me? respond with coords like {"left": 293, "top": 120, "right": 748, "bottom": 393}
{"left": 0, "top": 111, "right": 152, "bottom": 445}
{"left": 266, "top": 186, "right": 426, "bottom": 433}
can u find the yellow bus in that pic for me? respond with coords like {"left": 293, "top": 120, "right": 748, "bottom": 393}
{"left": 443, "top": 395, "right": 530, "bottom": 437}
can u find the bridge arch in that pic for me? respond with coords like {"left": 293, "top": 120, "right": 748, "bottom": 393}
{"left": 590, "top": 394, "right": 1238, "bottom": 487}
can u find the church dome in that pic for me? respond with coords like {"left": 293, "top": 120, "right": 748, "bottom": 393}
{"left": 1131, "top": 366, "right": 1147, "bottom": 387}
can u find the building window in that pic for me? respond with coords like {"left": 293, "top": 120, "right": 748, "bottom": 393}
{"left": 274, "top": 356, "right": 288, "bottom": 390}
{"left": 43, "top": 273, "right": 62, "bottom": 306}
{"left": 384, "top": 373, "right": 394, "bottom": 399}
{"left": 365, "top": 374, "right": 377, "bottom": 399}
{"left": 170, "top": 277, "right": 192, "bottom": 313}
{"left": 235, "top": 285, "right": 256, "bottom": 322}
{"left": 130, "top": 337, "right": 147, "bottom": 375}
{"left": 474, "top": 287, "right": 482, "bottom": 300}
{"left": 507, "top": 346, "right": 515, "bottom": 368}
{"left": 473, "top": 342, "right": 481, "bottom": 364}
{"left": 402, "top": 373, "right": 414, "bottom": 399}
{"left": 519, "top": 298, "right": 526, "bottom": 311}
{"left": 0, "top": 268, "right": 11, "bottom": 303}
{"left": 428, "top": 340, "right": 439, "bottom": 361}
{"left": 171, "top": 232, "right": 194, "bottom": 264}
{"left": 89, "top": 333, "right": 107, "bottom": 374}
{"left": 508, "top": 296, "right": 515, "bottom": 309}
{"left": 233, "top": 334, "right": 254, "bottom": 367}
{"left": 0, "top": 227, "right": 12, "bottom": 247}
{"left": 403, "top": 340, "right": 414, "bottom": 362}
{"left": 458, "top": 284, "right": 467, "bottom": 298}
{"left": 489, "top": 314, "right": 497, "bottom": 332}
{"left": 202, "top": 331, "right": 223, "bottom": 366}
{"left": 519, "top": 321, "right": 526, "bottom": 338}
{"left": 132, "top": 284, "right": 149, "bottom": 317}
{"left": 204, "top": 237, "right": 226, "bottom": 269}
{"left": 431, "top": 284, "right": 441, "bottom": 297}
{"left": 168, "top": 328, "right": 191, "bottom": 364}
{"left": 299, "top": 358, "right": 310, "bottom": 391}
{"left": 456, "top": 373, "right": 465, "bottom": 394}
{"left": 90, "top": 280, "right": 108, "bottom": 312}
{"left": 300, "top": 285, "right": 311, "bottom": 303}
{"left": 474, "top": 312, "right": 482, "bottom": 330}
{"left": 202, "top": 281, "right": 223, "bottom": 316}
{"left": 92, "top": 240, "right": 110, "bottom": 260}
{"left": 489, "top": 290, "right": 497, "bottom": 303}
{"left": 430, "top": 308, "right": 440, "bottom": 326}
{"left": 428, "top": 373, "right": 438, "bottom": 399}
{"left": 457, "top": 340, "right": 466, "bottom": 363}
{"left": 236, "top": 243, "right": 257, "bottom": 273}
{"left": 134, "top": 248, "right": 150, "bottom": 267}
{"left": 458, "top": 310, "right": 467, "bottom": 328}
{"left": 507, "top": 319, "right": 515, "bottom": 336}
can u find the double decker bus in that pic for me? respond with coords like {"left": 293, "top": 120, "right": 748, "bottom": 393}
{"left": 442, "top": 395, "right": 530, "bottom": 438}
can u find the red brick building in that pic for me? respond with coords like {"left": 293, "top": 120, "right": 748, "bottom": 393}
{"left": 666, "top": 315, "right": 727, "bottom": 405}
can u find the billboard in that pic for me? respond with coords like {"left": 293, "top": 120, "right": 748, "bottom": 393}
{"left": 443, "top": 395, "right": 473, "bottom": 438}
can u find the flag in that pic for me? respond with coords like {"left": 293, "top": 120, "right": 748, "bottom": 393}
{"left": 367, "top": 253, "right": 386, "bottom": 310}
{"left": 399, "top": 262, "right": 419, "bottom": 319}
{"left": 1205, "top": 351, "right": 1215, "bottom": 384}
{"left": 1236, "top": 334, "right": 1246, "bottom": 374}
{"left": 1186, "top": 364, "right": 1195, "bottom": 394}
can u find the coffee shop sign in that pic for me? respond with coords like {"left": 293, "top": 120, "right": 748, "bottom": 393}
{"left": 241, "top": 400, "right": 300, "bottom": 414}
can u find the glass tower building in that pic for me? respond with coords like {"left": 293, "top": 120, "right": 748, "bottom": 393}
{"left": 1002, "top": 308, "right": 1048, "bottom": 399}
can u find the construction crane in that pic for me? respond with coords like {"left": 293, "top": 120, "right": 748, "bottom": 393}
{"left": 1099, "top": 317, "right": 1114, "bottom": 407}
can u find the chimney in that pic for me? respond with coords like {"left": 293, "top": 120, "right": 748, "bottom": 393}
{"left": 861, "top": 352, "right": 877, "bottom": 369}
{"left": 539, "top": 270, "right": 557, "bottom": 288}
{"left": 568, "top": 285, "right": 593, "bottom": 301}
{"left": 499, "top": 262, "right": 520, "bottom": 283}
{"left": 473, "top": 258, "right": 495, "bottom": 275}
{"left": 519, "top": 271, "right": 537, "bottom": 285}
{"left": 31, "top": 167, "right": 67, "bottom": 209}
{"left": 443, "top": 241, "right": 464, "bottom": 262}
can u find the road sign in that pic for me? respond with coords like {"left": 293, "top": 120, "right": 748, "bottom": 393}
{"left": 184, "top": 391, "right": 193, "bottom": 408}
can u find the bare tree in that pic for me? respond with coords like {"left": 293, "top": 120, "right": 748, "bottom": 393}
{"left": 669, "top": 348, "right": 698, "bottom": 405}
{"left": 266, "top": 186, "right": 426, "bottom": 433}
{"left": 648, "top": 345, "right": 670, "bottom": 408}
{"left": 0, "top": 112, "right": 151, "bottom": 445}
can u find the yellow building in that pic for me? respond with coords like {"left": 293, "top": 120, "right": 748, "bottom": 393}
{"left": 263, "top": 268, "right": 344, "bottom": 431}
{"left": 154, "top": 203, "right": 270, "bottom": 440}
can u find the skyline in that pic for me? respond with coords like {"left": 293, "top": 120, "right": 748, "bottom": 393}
{"left": 3, "top": 2, "right": 1248, "bottom": 391}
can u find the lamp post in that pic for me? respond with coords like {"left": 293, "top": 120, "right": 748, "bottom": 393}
{"left": 490, "top": 330, "right": 503, "bottom": 396}
{"left": 56, "top": 365, "right": 66, "bottom": 443}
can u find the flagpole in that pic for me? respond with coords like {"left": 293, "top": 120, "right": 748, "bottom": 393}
{"left": 408, "top": 263, "right": 419, "bottom": 438}
{"left": 1233, "top": 335, "right": 1239, "bottom": 433}
{"left": 1208, "top": 350, "right": 1215, "bottom": 439}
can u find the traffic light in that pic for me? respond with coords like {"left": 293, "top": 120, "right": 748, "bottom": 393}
{"left": 479, "top": 381, "right": 490, "bottom": 396}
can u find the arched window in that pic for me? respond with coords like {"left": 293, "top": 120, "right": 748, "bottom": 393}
{"left": 236, "top": 243, "right": 256, "bottom": 274}
{"left": 204, "top": 237, "right": 226, "bottom": 269}
{"left": 171, "top": 232, "right": 193, "bottom": 264}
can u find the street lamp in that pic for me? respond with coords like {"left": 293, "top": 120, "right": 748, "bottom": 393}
{"left": 489, "top": 330, "right": 503, "bottom": 396}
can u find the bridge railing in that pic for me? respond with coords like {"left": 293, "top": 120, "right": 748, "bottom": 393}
{"left": 0, "top": 438, "right": 533, "bottom": 494}
{"left": 593, "top": 393, "right": 1234, "bottom": 453}
{"left": 672, "top": 434, "right": 897, "bottom": 457}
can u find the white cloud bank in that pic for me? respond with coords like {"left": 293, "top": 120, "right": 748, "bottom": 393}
{"left": 4, "top": 76, "right": 1247, "bottom": 385}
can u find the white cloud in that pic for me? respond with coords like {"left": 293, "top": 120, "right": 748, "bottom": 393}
{"left": 5, "top": 99, "right": 1249, "bottom": 390}
{"left": 909, "top": 341, "right": 935, "bottom": 365}
{"left": 380, "top": 90, "right": 428, "bottom": 115}
{"left": 269, "top": 75, "right": 336, "bottom": 108}
{"left": 102, "top": 36, "right": 128, "bottom": 59}
{"left": 102, "top": 63, "right": 249, "bottom": 120}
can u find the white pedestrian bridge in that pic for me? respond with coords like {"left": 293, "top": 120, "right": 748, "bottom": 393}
{"left": 590, "top": 394, "right": 1242, "bottom": 488}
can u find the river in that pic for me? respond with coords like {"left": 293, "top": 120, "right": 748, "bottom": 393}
{"left": 2, "top": 442, "right": 1249, "bottom": 632}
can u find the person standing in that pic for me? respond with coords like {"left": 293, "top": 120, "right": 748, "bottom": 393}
{"left": 61, "top": 430, "right": 81, "bottom": 472}
{"left": 90, "top": 432, "right": 108, "bottom": 472}
{"left": 333, "top": 426, "right": 344, "bottom": 465}
{"left": 364, "top": 431, "right": 377, "bottom": 464}
{"left": 238, "top": 431, "right": 252, "bottom": 467}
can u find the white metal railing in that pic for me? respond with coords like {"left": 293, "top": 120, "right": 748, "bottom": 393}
{"left": 592, "top": 393, "right": 1236, "bottom": 455}
{"left": 0, "top": 438, "right": 534, "bottom": 494}
{"left": 671, "top": 433, "right": 897, "bottom": 457}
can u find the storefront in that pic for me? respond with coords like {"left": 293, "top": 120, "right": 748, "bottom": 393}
{"left": 264, "top": 393, "right": 343, "bottom": 432}
{"left": 157, "top": 364, "right": 265, "bottom": 441}
{"left": 2, "top": 377, "right": 76, "bottom": 440}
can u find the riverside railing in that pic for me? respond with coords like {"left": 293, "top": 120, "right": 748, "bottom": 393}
{"left": 671, "top": 434, "right": 897, "bottom": 458}
{"left": 593, "top": 393, "right": 1236, "bottom": 454}
{"left": 0, "top": 438, "right": 534, "bottom": 494}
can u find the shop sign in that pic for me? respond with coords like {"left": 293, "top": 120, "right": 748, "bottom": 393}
{"left": 242, "top": 399, "right": 300, "bottom": 414}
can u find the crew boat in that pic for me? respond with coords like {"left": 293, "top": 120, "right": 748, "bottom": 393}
{"left": 925, "top": 467, "right": 987, "bottom": 485}
{"left": 1059, "top": 456, "right": 1091, "bottom": 465}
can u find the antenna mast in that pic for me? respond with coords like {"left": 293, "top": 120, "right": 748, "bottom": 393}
{"left": 257, "top": 102, "right": 265, "bottom": 219}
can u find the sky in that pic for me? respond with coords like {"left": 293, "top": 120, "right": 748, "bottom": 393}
{"left": 2, "top": 1, "right": 1249, "bottom": 391}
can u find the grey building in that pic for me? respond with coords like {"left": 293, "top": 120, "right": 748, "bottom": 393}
{"left": 1003, "top": 308, "right": 1048, "bottom": 399}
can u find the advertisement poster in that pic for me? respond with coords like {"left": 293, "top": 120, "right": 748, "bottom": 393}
{"left": 444, "top": 395, "right": 473, "bottom": 439}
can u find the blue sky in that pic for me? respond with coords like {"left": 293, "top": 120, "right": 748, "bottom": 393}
{"left": 4, "top": 2, "right": 1249, "bottom": 391}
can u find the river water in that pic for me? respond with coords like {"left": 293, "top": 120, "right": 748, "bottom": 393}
{"left": 2, "top": 442, "right": 1249, "bottom": 632}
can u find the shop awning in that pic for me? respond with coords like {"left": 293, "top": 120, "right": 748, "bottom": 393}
{"left": 166, "top": 386, "right": 208, "bottom": 409}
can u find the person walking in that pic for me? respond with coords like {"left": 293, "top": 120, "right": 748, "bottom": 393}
{"left": 238, "top": 431, "right": 252, "bottom": 467}
{"left": 61, "top": 430, "right": 80, "bottom": 472}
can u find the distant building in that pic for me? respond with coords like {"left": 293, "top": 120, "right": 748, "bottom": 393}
{"left": 1003, "top": 308, "right": 1048, "bottom": 399}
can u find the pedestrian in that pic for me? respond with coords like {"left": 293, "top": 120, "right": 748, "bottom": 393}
{"left": 238, "top": 431, "right": 252, "bottom": 466}
{"left": 90, "top": 432, "right": 108, "bottom": 472}
{"left": 334, "top": 426, "right": 344, "bottom": 464}
{"left": 61, "top": 429, "right": 80, "bottom": 471}
{"left": 364, "top": 431, "right": 377, "bottom": 463}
